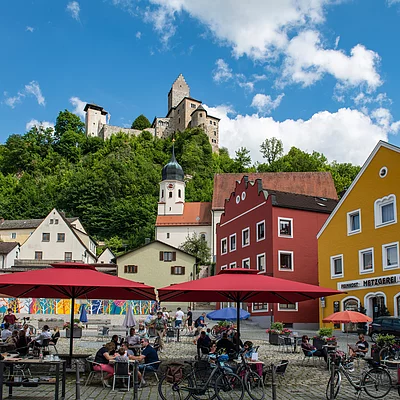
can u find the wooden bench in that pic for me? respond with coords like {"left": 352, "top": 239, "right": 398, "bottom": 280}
{"left": 85, "top": 319, "right": 111, "bottom": 329}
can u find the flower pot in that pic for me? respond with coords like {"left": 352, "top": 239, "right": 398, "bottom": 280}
{"left": 269, "top": 333, "right": 279, "bottom": 345}
{"left": 66, "top": 327, "right": 82, "bottom": 338}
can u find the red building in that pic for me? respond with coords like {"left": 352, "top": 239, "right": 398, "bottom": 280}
{"left": 216, "top": 176, "right": 338, "bottom": 329}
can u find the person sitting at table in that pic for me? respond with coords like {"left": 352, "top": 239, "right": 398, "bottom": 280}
{"left": 349, "top": 334, "right": 369, "bottom": 358}
{"left": 232, "top": 332, "right": 244, "bottom": 350}
{"left": 131, "top": 338, "right": 159, "bottom": 386}
{"left": 217, "top": 332, "right": 236, "bottom": 354}
{"left": 240, "top": 341, "right": 255, "bottom": 360}
{"left": 94, "top": 342, "right": 116, "bottom": 387}
{"left": 5, "top": 330, "right": 19, "bottom": 349}
{"left": 208, "top": 342, "right": 234, "bottom": 373}
{"left": 1, "top": 323, "right": 12, "bottom": 341}
{"left": 31, "top": 324, "right": 52, "bottom": 348}
{"left": 137, "top": 323, "right": 147, "bottom": 338}
{"left": 301, "top": 335, "right": 327, "bottom": 363}
{"left": 120, "top": 342, "right": 135, "bottom": 359}
{"left": 16, "top": 329, "right": 29, "bottom": 356}
{"left": 51, "top": 327, "right": 60, "bottom": 344}
{"left": 115, "top": 347, "right": 129, "bottom": 362}
{"left": 125, "top": 328, "right": 140, "bottom": 347}
{"left": 109, "top": 334, "right": 122, "bottom": 355}
{"left": 21, "top": 323, "right": 32, "bottom": 340}
{"left": 197, "top": 331, "right": 211, "bottom": 358}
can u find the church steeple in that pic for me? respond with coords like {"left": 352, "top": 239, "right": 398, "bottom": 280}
{"left": 161, "top": 143, "right": 184, "bottom": 182}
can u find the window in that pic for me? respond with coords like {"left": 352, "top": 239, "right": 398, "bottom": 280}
{"left": 278, "top": 303, "right": 298, "bottom": 311}
{"left": 199, "top": 113, "right": 203, "bottom": 117}
{"left": 278, "top": 251, "right": 293, "bottom": 271}
{"left": 178, "top": 189, "right": 182, "bottom": 198}
{"left": 257, "top": 221, "right": 265, "bottom": 241}
{"left": 242, "top": 258, "right": 250, "bottom": 269}
{"left": 200, "top": 233, "right": 206, "bottom": 241}
{"left": 159, "top": 251, "right": 176, "bottom": 262}
{"left": 359, "top": 248, "right": 374, "bottom": 274}
{"left": 257, "top": 253, "right": 266, "bottom": 272}
{"left": 42, "top": 233, "right": 50, "bottom": 242}
{"left": 161, "top": 190, "right": 164, "bottom": 198}
{"left": 252, "top": 303, "right": 268, "bottom": 312}
{"left": 213, "top": 121, "right": 216, "bottom": 126}
{"left": 214, "top": 131, "right": 216, "bottom": 136}
{"left": 229, "top": 262, "right": 237, "bottom": 269}
{"left": 209, "top": 120, "right": 212, "bottom": 125}
{"left": 50, "top": 219, "right": 54, "bottom": 224}
{"left": 124, "top": 265, "right": 138, "bottom": 273}
{"left": 178, "top": 117, "right": 181, "bottom": 124}
{"left": 169, "top": 192, "right": 172, "bottom": 198}
{"left": 191, "top": 103, "right": 196, "bottom": 108}
{"left": 221, "top": 238, "right": 227, "bottom": 254}
{"left": 166, "top": 233, "right": 170, "bottom": 239}
{"left": 229, "top": 234, "right": 236, "bottom": 252}
{"left": 171, "top": 266, "right": 185, "bottom": 275}
{"left": 382, "top": 242, "right": 399, "bottom": 270}
{"left": 330, "top": 254, "right": 343, "bottom": 278}
{"left": 35, "top": 251, "right": 43, "bottom": 261}
{"left": 347, "top": 209, "right": 361, "bottom": 235}
{"left": 57, "top": 233, "right": 65, "bottom": 242}
{"left": 278, "top": 218, "right": 293, "bottom": 238}
{"left": 11, "top": 233, "right": 16, "bottom": 239}
{"left": 55, "top": 219, "right": 59, "bottom": 225}
{"left": 221, "top": 265, "right": 227, "bottom": 270}
{"left": 64, "top": 252, "right": 72, "bottom": 262}
{"left": 242, "top": 228, "right": 250, "bottom": 247}
{"left": 375, "top": 194, "right": 397, "bottom": 228}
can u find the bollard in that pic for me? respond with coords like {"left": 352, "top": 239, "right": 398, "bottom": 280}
{"left": 132, "top": 360, "right": 139, "bottom": 400}
{"left": 75, "top": 360, "right": 81, "bottom": 400}
{"left": 329, "top": 361, "right": 335, "bottom": 400}
{"left": 271, "top": 363, "right": 277, "bottom": 400}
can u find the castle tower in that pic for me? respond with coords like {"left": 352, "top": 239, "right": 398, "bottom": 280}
{"left": 158, "top": 145, "right": 185, "bottom": 216}
{"left": 168, "top": 74, "right": 190, "bottom": 112}
{"left": 84, "top": 104, "right": 108, "bottom": 137}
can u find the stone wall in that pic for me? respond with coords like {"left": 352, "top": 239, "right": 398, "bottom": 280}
{"left": 100, "top": 125, "right": 155, "bottom": 140}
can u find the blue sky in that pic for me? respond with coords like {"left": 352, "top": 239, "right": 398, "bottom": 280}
{"left": 1, "top": 0, "right": 400, "bottom": 165}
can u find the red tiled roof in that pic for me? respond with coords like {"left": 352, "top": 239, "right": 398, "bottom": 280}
{"left": 212, "top": 172, "right": 338, "bottom": 210}
{"left": 156, "top": 202, "right": 212, "bottom": 226}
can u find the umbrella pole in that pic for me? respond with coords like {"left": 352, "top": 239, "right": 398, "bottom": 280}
{"left": 69, "top": 297, "right": 75, "bottom": 361}
{"left": 236, "top": 301, "right": 240, "bottom": 353}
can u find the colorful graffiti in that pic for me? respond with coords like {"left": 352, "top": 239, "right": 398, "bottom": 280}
{"left": 0, "top": 298, "right": 157, "bottom": 315}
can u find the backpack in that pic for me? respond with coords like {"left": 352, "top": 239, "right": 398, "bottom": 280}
{"left": 166, "top": 363, "right": 184, "bottom": 383}
{"left": 155, "top": 318, "right": 165, "bottom": 330}
{"left": 194, "top": 317, "right": 201, "bottom": 328}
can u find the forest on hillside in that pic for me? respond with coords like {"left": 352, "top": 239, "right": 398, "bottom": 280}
{"left": 0, "top": 110, "right": 361, "bottom": 253}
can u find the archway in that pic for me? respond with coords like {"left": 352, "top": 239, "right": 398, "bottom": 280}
{"left": 342, "top": 296, "right": 360, "bottom": 332}
{"left": 364, "top": 292, "right": 387, "bottom": 319}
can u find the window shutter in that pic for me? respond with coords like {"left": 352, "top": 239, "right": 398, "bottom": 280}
{"left": 171, "top": 266, "right": 174, "bottom": 275}
{"left": 159, "top": 251, "right": 164, "bottom": 261}
{"left": 172, "top": 252, "right": 176, "bottom": 261}
{"left": 182, "top": 266, "right": 185, "bottom": 275}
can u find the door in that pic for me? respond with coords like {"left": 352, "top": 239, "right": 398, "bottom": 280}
{"left": 372, "top": 296, "right": 386, "bottom": 319}
{"left": 344, "top": 298, "right": 359, "bottom": 333}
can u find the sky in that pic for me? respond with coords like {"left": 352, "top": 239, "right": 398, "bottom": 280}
{"left": 1, "top": 0, "right": 400, "bottom": 166}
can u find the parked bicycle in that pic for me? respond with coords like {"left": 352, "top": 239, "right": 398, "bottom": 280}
{"left": 326, "top": 354, "right": 392, "bottom": 399}
{"left": 235, "top": 354, "right": 265, "bottom": 400}
{"left": 158, "top": 356, "right": 244, "bottom": 400}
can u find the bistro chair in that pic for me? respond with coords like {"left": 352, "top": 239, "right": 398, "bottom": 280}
{"left": 263, "top": 360, "right": 289, "bottom": 385}
{"left": 140, "top": 360, "right": 161, "bottom": 387}
{"left": 85, "top": 357, "right": 107, "bottom": 388}
{"left": 301, "top": 349, "right": 323, "bottom": 366}
{"left": 112, "top": 361, "right": 131, "bottom": 391}
{"left": 49, "top": 337, "right": 59, "bottom": 354}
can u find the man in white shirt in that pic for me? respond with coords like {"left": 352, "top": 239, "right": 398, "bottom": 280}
{"left": 1, "top": 323, "right": 12, "bottom": 341}
{"left": 175, "top": 307, "right": 184, "bottom": 328}
{"left": 32, "top": 325, "right": 52, "bottom": 346}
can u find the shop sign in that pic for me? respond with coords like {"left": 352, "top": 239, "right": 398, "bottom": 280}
{"left": 337, "top": 274, "right": 400, "bottom": 291}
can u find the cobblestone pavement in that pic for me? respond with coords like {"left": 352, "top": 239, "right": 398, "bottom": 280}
{"left": 3, "top": 326, "right": 399, "bottom": 399}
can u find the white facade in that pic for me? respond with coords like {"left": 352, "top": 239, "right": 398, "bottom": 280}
{"left": 158, "top": 179, "right": 186, "bottom": 216}
{"left": 0, "top": 244, "right": 20, "bottom": 269}
{"left": 98, "top": 248, "right": 115, "bottom": 264}
{"left": 156, "top": 225, "right": 212, "bottom": 251}
{"left": 19, "top": 209, "right": 97, "bottom": 264}
{"left": 85, "top": 104, "right": 108, "bottom": 137}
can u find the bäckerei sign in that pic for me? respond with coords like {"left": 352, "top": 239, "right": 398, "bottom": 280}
{"left": 337, "top": 274, "right": 400, "bottom": 291}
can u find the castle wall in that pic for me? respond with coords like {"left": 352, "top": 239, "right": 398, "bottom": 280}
{"left": 101, "top": 125, "right": 155, "bottom": 140}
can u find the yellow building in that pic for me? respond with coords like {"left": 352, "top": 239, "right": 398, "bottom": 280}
{"left": 318, "top": 141, "right": 400, "bottom": 329}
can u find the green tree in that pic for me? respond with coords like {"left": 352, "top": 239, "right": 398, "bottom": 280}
{"left": 131, "top": 114, "right": 151, "bottom": 130}
{"left": 260, "top": 137, "right": 284, "bottom": 164}
{"left": 179, "top": 233, "right": 211, "bottom": 265}
{"left": 104, "top": 236, "right": 125, "bottom": 255}
{"left": 54, "top": 110, "right": 85, "bottom": 139}
{"left": 234, "top": 147, "right": 252, "bottom": 172}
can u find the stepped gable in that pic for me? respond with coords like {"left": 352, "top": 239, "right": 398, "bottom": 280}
{"left": 156, "top": 202, "right": 212, "bottom": 226}
{"left": 212, "top": 172, "right": 338, "bottom": 210}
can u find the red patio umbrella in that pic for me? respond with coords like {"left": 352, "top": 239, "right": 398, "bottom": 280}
{"left": 0, "top": 262, "right": 156, "bottom": 359}
{"left": 159, "top": 268, "right": 342, "bottom": 350}
{"left": 323, "top": 311, "right": 372, "bottom": 324}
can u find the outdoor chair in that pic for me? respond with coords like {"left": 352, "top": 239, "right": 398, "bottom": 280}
{"left": 49, "top": 337, "right": 59, "bottom": 354}
{"left": 112, "top": 361, "right": 131, "bottom": 391}
{"left": 197, "top": 345, "right": 210, "bottom": 360}
{"left": 277, "top": 336, "right": 286, "bottom": 352}
{"left": 301, "top": 348, "right": 323, "bottom": 366}
{"left": 153, "top": 337, "right": 161, "bottom": 353}
{"left": 140, "top": 360, "right": 161, "bottom": 387}
{"left": 263, "top": 360, "right": 289, "bottom": 385}
{"left": 85, "top": 357, "right": 107, "bottom": 388}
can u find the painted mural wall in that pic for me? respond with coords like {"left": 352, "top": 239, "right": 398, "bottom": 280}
{"left": 0, "top": 298, "right": 157, "bottom": 315}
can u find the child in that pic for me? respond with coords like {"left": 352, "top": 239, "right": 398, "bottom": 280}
{"left": 115, "top": 347, "right": 129, "bottom": 362}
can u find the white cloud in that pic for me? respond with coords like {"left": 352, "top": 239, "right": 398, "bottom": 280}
{"left": 69, "top": 96, "right": 86, "bottom": 119}
{"left": 26, "top": 26, "right": 34, "bottom": 32}
{"left": 371, "top": 108, "right": 400, "bottom": 133}
{"left": 334, "top": 35, "right": 340, "bottom": 49}
{"left": 26, "top": 119, "right": 54, "bottom": 131}
{"left": 213, "top": 59, "right": 233, "bottom": 83}
{"left": 204, "top": 104, "right": 392, "bottom": 165}
{"left": 136, "top": 31, "right": 142, "bottom": 39}
{"left": 66, "top": 1, "right": 80, "bottom": 21}
{"left": 387, "top": 0, "right": 400, "bottom": 5}
{"left": 3, "top": 81, "right": 45, "bottom": 108}
{"left": 353, "top": 92, "right": 391, "bottom": 107}
{"left": 251, "top": 93, "right": 285, "bottom": 115}
{"left": 282, "top": 30, "right": 381, "bottom": 90}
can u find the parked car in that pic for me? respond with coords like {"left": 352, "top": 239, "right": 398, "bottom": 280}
{"left": 368, "top": 316, "right": 400, "bottom": 342}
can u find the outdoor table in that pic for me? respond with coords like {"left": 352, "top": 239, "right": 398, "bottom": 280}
{"left": 0, "top": 357, "right": 66, "bottom": 400}
{"left": 234, "top": 359, "right": 264, "bottom": 376}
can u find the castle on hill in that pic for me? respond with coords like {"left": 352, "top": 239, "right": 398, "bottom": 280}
{"left": 84, "top": 74, "right": 220, "bottom": 152}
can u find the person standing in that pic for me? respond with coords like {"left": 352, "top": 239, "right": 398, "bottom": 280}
{"left": 3, "top": 308, "right": 17, "bottom": 329}
{"left": 153, "top": 311, "right": 167, "bottom": 351}
{"left": 195, "top": 312, "right": 207, "bottom": 336}
{"left": 175, "top": 307, "right": 184, "bottom": 328}
{"left": 186, "top": 307, "right": 193, "bottom": 333}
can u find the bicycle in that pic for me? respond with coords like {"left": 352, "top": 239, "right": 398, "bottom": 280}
{"left": 235, "top": 354, "right": 265, "bottom": 400}
{"left": 158, "top": 356, "right": 244, "bottom": 400}
{"left": 326, "top": 354, "right": 392, "bottom": 400}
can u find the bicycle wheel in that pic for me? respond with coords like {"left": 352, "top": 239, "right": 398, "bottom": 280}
{"left": 158, "top": 374, "right": 193, "bottom": 400}
{"left": 325, "top": 371, "right": 341, "bottom": 400}
{"left": 362, "top": 367, "right": 392, "bottom": 399}
{"left": 215, "top": 372, "right": 244, "bottom": 400}
{"left": 245, "top": 371, "right": 265, "bottom": 400}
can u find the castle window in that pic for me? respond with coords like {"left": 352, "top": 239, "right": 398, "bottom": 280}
{"left": 209, "top": 120, "right": 212, "bottom": 125}
{"left": 191, "top": 103, "right": 196, "bottom": 108}
{"left": 178, "top": 109, "right": 180, "bottom": 114}
{"left": 178, "top": 117, "right": 181, "bottom": 124}
{"left": 214, "top": 131, "right": 216, "bottom": 136}
{"left": 178, "top": 189, "right": 182, "bottom": 198}
{"left": 213, "top": 121, "right": 216, "bottom": 125}
{"left": 169, "top": 192, "right": 172, "bottom": 198}
{"left": 161, "top": 190, "right": 164, "bottom": 198}
{"left": 199, "top": 113, "right": 203, "bottom": 117}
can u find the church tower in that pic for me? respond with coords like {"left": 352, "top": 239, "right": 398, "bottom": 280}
{"left": 168, "top": 74, "right": 190, "bottom": 112}
{"left": 158, "top": 145, "right": 185, "bottom": 216}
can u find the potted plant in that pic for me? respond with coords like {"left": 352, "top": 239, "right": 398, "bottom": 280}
{"left": 313, "top": 327, "right": 333, "bottom": 349}
{"left": 266, "top": 322, "right": 284, "bottom": 345}
{"left": 64, "top": 319, "right": 83, "bottom": 338}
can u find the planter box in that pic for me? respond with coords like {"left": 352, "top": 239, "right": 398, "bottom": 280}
{"left": 313, "top": 338, "right": 326, "bottom": 350}
{"left": 269, "top": 333, "right": 279, "bottom": 345}
{"left": 66, "top": 327, "right": 83, "bottom": 338}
